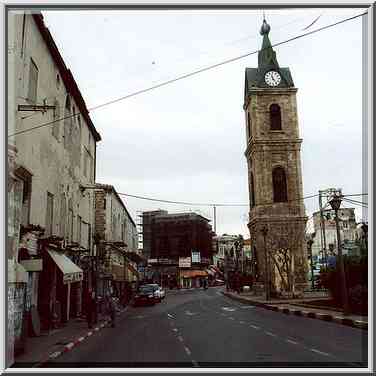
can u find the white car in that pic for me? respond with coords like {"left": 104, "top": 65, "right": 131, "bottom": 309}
{"left": 145, "top": 284, "right": 165, "bottom": 302}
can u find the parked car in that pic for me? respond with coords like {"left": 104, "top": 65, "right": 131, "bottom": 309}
{"left": 133, "top": 285, "right": 156, "bottom": 307}
{"left": 145, "top": 284, "right": 165, "bottom": 302}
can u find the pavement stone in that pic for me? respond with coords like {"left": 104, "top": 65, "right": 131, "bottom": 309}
{"left": 222, "top": 290, "right": 368, "bottom": 330}
{"left": 13, "top": 306, "right": 128, "bottom": 367}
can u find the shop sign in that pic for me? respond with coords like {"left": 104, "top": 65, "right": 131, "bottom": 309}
{"left": 63, "top": 272, "right": 83, "bottom": 284}
{"left": 179, "top": 257, "right": 191, "bottom": 268}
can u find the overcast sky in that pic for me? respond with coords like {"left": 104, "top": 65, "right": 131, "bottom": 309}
{"left": 41, "top": 7, "right": 367, "bottom": 237}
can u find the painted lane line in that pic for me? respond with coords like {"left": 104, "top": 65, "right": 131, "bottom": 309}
{"left": 178, "top": 336, "right": 184, "bottom": 342}
{"left": 184, "top": 346, "right": 192, "bottom": 356}
{"left": 65, "top": 343, "right": 74, "bottom": 350}
{"left": 87, "top": 331, "right": 93, "bottom": 336}
{"left": 49, "top": 351, "right": 62, "bottom": 359}
{"left": 172, "top": 328, "right": 178, "bottom": 332}
{"left": 167, "top": 313, "right": 174, "bottom": 319}
{"left": 229, "top": 317, "right": 235, "bottom": 320}
{"left": 250, "top": 324, "right": 260, "bottom": 330}
{"left": 94, "top": 327, "right": 100, "bottom": 331}
{"left": 286, "top": 339, "right": 298, "bottom": 345}
{"left": 77, "top": 337, "right": 85, "bottom": 342}
{"left": 310, "top": 348, "right": 331, "bottom": 357}
{"left": 239, "top": 321, "right": 246, "bottom": 324}
{"left": 265, "top": 331, "right": 277, "bottom": 337}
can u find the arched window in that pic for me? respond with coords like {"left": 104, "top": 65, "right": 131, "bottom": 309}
{"left": 247, "top": 112, "right": 252, "bottom": 139}
{"left": 250, "top": 172, "right": 256, "bottom": 208}
{"left": 270, "top": 103, "right": 281, "bottom": 130}
{"left": 272, "top": 167, "right": 288, "bottom": 202}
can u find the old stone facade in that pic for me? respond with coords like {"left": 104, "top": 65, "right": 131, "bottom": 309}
{"left": 244, "top": 20, "right": 308, "bottom": 296}
{"left": 94, "top": 184, "right": 139, "bottom": 297}
{"left": 7, "top": 11, "right": 101, "bottom": 345}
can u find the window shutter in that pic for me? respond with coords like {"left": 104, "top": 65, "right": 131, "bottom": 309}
{"left": 28, "top": 59, "right": 38, "bottom": 104}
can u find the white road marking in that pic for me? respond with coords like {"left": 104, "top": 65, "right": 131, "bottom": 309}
{"left": 192, "top": 360, "right": 199, "bottom": 367}
{"left": 286, "top": 339, "right": 298, "bottom": 345}
{"left": 184, "top": 346, "right": 191, "bottom": 356}
{"left": 65, "top": 343, "right": 74, "bottom": 350}
{"left": 241, "top": 306, "right": 255, "bottom": 309}
{"left": 229, "top": 317, "right": 235, "bottom": 320}
{"left": 78, "top": 337, "right": 85, "bottom": 342}
{"left": 178, "top": 336, "right": 184, "bottom": 342}
{"left": 250, "top": 325, "right": 260, "bottom": 330}
{"left": 167, "top": 313, "right": 174, "bottom": 319}
{"left": 87, "top": 331, "right": 93, "bottom": 336}
{"left": 173, "top": 328, "right": 178, "bottom": 332}
{"left": 222, "top": 307, "right": 236, "bottom": 312}
{"left": 310, "top": 348, "right": 330, "bottom": 357}
{"left": 49, "top": 351, "right": 62, "bottom": 359}
{"left": 185, "top": 310, "right": 198, "bottom": 316}
{"left": 265, "top": 331, "right": 277, "bottom": 337}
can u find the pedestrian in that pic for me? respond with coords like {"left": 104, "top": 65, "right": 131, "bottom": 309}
{"left": 106, "top": 294, "right": 116, "bottom": 328}
{"left": 85, "top": 288, "right": 95, "bottom": 329}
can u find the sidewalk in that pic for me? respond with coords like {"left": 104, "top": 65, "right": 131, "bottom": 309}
{"left": 13, "top": 306, "right": 128, "bottom": 367}
{"left": 222, "top": 290, "right": 368, "bottom": 330}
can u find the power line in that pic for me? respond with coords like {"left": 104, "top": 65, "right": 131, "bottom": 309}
{"left": 342, "top": 193, "right": 368, "bottom": 197}
{"left": 342, "top": 197, "right": 368, "bottom": 208}
{"left": 116, "top": 191, "right": 319, "bottom": 207}
{"left": 9, "top": 11, "right": 366, "bottom": 138}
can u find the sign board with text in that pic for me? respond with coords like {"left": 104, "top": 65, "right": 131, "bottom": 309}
{"left": 179, "top": 257, "right": 191, "bottom": 268}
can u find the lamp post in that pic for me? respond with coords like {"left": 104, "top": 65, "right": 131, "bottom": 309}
{"left": 261, "top": 225, "right": 270, "bottom": 301}
{"left": 329, "top": 193, "right": 350, "bottom": 316}
{"left": 307, "top": 232, "right": 315, "bottom": 291}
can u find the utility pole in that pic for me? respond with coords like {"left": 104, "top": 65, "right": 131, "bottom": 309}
{"left": 213, "top": 205, "right": 217, "bottom": 234}
{"left": 319, "top": 190, "right": 328, "bottom": 268}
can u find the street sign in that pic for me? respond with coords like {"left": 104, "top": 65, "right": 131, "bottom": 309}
{"left": 179, "top": 257, "right": 191, "bottom": 268}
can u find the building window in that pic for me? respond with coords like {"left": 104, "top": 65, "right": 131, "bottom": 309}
{"left": 250, "top": 172, "right": 256, "bottom": 208}
{"left": 60, "top": 193, "right": 67, "bottom": 238}
{"left": 270, "top": 103, "right": 281, "bottom": 130}
{"left": 64, "top": 95, "right": 72, "bottom": 149}
{"left": 56, "top": 73, "right": 60, "bottom": 88}
{"left": 77, "top": 215, "right": 82, "bottom": 244}
{"left": 272, "top": 167, "right": 288, "bottom": 202}
{"left": 28, "top": 58, "right": 38, "bottom": 104}
{"left": 52, "top": 99, "right": 60, "bottom": 140}
{"left": 247, "top": 112, "right": 252, "bottom": 139}
{"left": 46, "top": 192, "right": 54, "bottom": 237}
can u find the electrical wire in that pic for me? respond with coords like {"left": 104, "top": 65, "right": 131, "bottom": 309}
{"left": 8, "top": 11, "right": 366, "bottom": 138}
{"left": 342, "top": 198, "right": 368, "bottom": 208}
{"left": 115, "top": 191, "right": 319, "bottom": 207}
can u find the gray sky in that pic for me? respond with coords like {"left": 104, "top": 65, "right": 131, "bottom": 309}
{"left": 42, "top": 8, "right": 367, "bottom": 237}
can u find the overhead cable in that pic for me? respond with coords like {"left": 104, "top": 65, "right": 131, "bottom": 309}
{"left": 8, "top": 11, "right": 366, "bottom": 138}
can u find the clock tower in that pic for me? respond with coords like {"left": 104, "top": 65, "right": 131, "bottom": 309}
{"left": 244, "top": 19, "right": 308, "bottom": 296}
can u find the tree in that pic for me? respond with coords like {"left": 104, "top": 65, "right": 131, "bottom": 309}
{"left": 265, "top": 222, "right": 307, "bottom": 297}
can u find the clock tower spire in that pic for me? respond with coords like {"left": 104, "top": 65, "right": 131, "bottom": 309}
{"left": 243, "top": 19, "right": 308, "bottom": 297}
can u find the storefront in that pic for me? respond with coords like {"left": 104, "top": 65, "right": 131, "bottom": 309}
{"left": 179, "top": 270, "right": 208, "bottom": 289}
{"left": 38, "top": 246, "right": 83, "bottom": 328}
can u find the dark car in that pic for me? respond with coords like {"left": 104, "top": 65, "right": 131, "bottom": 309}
{"left": 133, "top": 286, "right": 156, "bottom": 307}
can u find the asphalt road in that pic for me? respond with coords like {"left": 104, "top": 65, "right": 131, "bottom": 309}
{"left": 45, "top": 286, "right": 368, "bottom": 368}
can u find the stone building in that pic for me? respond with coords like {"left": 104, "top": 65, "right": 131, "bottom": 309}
{"left": 213, "top": 234, "right": 241, "bottom": 270}
{"left": 8, "top": 11, "right": 101, "bottom": 335}
{"left": 94, "top": 184, "right": 140, "bottom": 298}
{"left": 244, "top": 19, "right": 308, "bottom": 296}
{"left": 312, "top": 207, "right": 358, "bottom": 259}
{"left": 143, "top": 211, "right": 213, "bottom": 288}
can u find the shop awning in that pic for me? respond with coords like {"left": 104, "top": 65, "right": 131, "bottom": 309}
{"left": 180, "top": 270, "right": 208, "bottom": 278}
{"left": 48, "top": 249, "right": 83, "bottom": 284}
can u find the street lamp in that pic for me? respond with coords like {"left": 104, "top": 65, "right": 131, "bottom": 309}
{"left": 307, "top": 232, "right": 316, "bottom": 291}
{"left": 261, "top": 225, "right": 270, "bottom": 301}
{"left": 329, "top": 193, "right": 350, "bottom": 316}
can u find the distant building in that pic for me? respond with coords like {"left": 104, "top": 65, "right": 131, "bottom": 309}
{"left": 94, "top": 184, "right": 139, "bottom": 298}
{"left": 141, "top": 211, "right": 214, "bottom": 288}
{"left": 312, "top": 208, "right": 358, "bottom": 259}
{"left": 213, "top": 234, "right": 240, "bottom": 270}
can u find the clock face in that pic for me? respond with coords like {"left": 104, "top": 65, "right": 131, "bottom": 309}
{"left": 265, "top": 70, "right": 281, "bottom": 87}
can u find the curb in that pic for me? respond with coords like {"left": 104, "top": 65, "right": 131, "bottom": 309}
{"left": 222, "top": 291, "right": 367, "bottom": 330}
{"left": 32, "top": 306, "right": 129, "bottom": 367}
